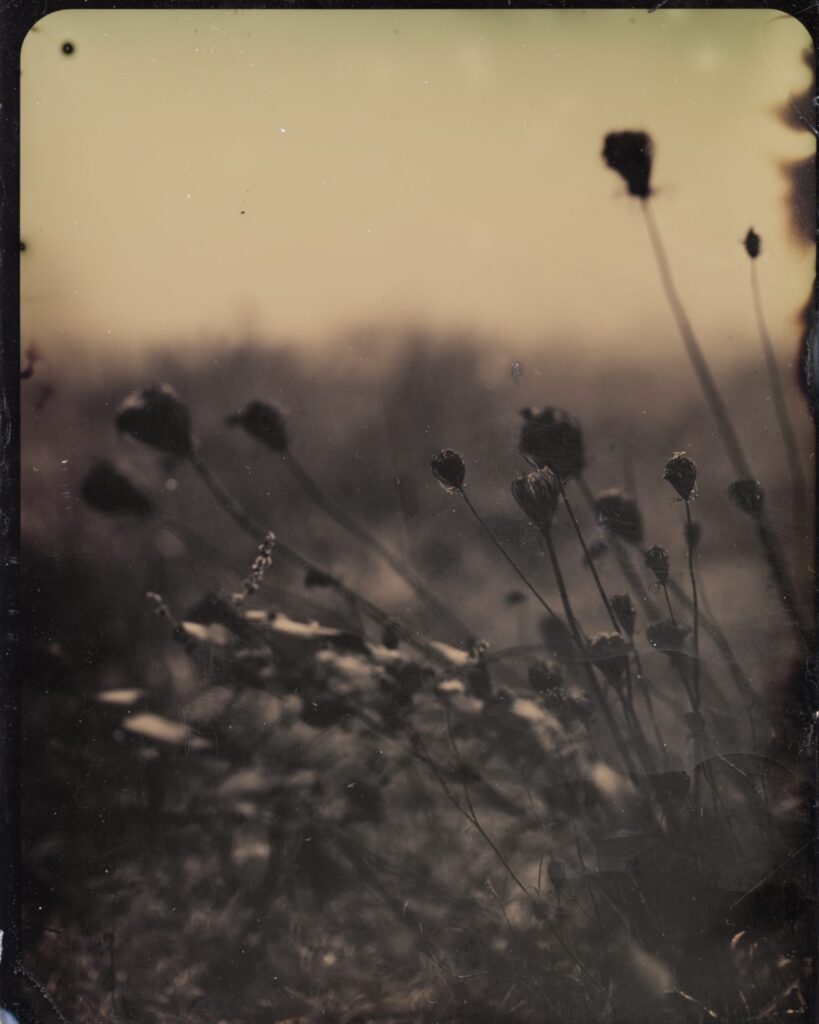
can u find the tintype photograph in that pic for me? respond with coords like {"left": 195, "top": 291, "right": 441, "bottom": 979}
{"left": 15, "top": 7, "right": 817, "bottom": 1023}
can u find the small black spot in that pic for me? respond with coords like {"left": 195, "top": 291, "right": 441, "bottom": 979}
{"left": 20, "top": 240, "right": 26, "bottom": 253}
{"left": 240, "top": 210, "right": 245, "bottom": 215}
{"left": 62, "top": 42, "right": 75, "bottom": 56}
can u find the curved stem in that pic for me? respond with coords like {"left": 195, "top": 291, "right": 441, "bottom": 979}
{"left": 187, "top": 451, "right": 450, "bottom": 666}
{"left": 459, "top": 488, "right": 570, "bottom": 640}
{"left": 750, "top": 260, "right": 806, "bottom": 525}
{"left": 542, "top": 528, "right": 637, "bottom": 774}
{"left": 641, "top": 200, "right": 751, "bottom": 480}
{"left": 662, "top": 584, "right": 676, "bottom": 624}
{"left": 752, "top": 511, "right": 812, "bottom": 653}
{"left": 558, "top": 479, "right": 621, "bottom": 633}
{"left": 284, "top": 451, "right": 474, "bottom": 642}
{"left": 685, "top": 501, "right": 700, "bottom": 709}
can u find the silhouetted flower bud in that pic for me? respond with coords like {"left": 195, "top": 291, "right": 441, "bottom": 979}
{"left": 644, "top": 545, "right": 670, "bottom": 586}
{"left": 589, "top": 632, "right": 630, "bottom": 686}
{"left": 744, "top": 228, "right": 761, "bottom": 260}
{"left": 646, "top": 618, "right": 690, "bottom": 654}
{"left": 602, "top": 131, "right": 653, "bottom": 198}
{"left": 512, "top": 468, "right": 561, "bottom": 531}
{"left": 116, "top": 385, "right": 192, "bottom": 457}
{"left": 728, "top": 479, "right": 764, "bottom": 517}
{"left": 528, "top": 660, "right": 562, "bottom": 695}
{"left": 430, "top": 448, "right": 465, "bottom": 492}
{"left": 594, "top": 490, "right": 643, "bottom": 545}
{"left": 664, "top": 452, "right": 697, "bottom": 500}
{"left": 227, "top": 400, "right": 288, "bottom": 452}
{"left": 304, "top": 567, "right": 337, "bottom": 588}
{"left": 80, "top": 462, "right": 155, "bottom": 518}
{"left": 519, "top": 407, "right": 584, "bottom": 480}
{"left": 610, "top": 593, "right": 637, "bottom": 637}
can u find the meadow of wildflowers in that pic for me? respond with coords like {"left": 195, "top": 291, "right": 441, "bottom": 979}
{"left": 19, "top": 131, "right": 815, "bottom": 1024}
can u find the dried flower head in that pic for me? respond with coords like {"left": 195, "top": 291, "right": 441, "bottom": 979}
{"left": 226, "top": 401, "right": 288, "bottom": 453}
{"left": 116, "top": 385, "right": 193, "bottom": 457}
{"left": 744, "top": 228, "right": 761, "bottom": 260}
{"left": 594, "top": 490, "right": 643, "bottom": 546}
{"left": 728, "top": 479, "right": 765, "bottom": 516}
{"left": 528, "top": 660, "right": 563, "bottom": 695}
{"left": 646, "top": 618, "right": 690, "bottom": 654}
{"left": 644, "top": 545, "right": 670, "bottom": 586}
{"left": 430, "top": 448, "right": 466, "bottom": 492}
{"left": 589, "top": 632, "right": 630, "bottom": 686}
{"left": 519, "top": 407, "right": 585, "bottom": 480}
{"left": 602, "top": 131, "right": 653, "bottom": 199}
{"left": 511, "top": 467, "right": 561, "bottom": 531}
{"left": 80, "top": 462, "right": 155, "bottom": 518}
{"left": 664, "top": 452, "right": 697, "bottom": 501}
{"left": 610, "top": 593, "right": 637, "bottom": 637}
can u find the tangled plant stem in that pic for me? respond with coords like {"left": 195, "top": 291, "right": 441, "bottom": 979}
{"left": 187, "top": 451, "right": 451, "bottom": 667}
{"left": 749, "top": 258, "right": 806, "bottom": 526}
{"left": 457, "top": 487, "right": 570, "bottom": 640}
{"left": 282, "top": 450, "right": 475, "bottom": 644}
{"left": 640, "top": 200, "right": 810, "bottom": 653}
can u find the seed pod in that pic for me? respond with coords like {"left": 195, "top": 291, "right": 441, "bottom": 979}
{"left": 594, "top": 490, "right": 643, "bottom": 546}
{"left": 226, "top": 400, "right": 288, "bottom": 453}
{"left": 528, "top": 660, "right": 562, "bottom": 696}
{"left": 728, "top": 479, "right": 764, "bottom": 517}
{"left": 644, "top": 545, "right": 670, "bottom": 586}
{"left": 511, "top": 468, "right": 561, "bottom": 532}
{"left": 664, "top": 452, "right": 697, "bottom": 501}
{"left": 116, "top": 385, "right": 193, "bottom": 457}
{"left": 518, "top": 407, "right": 585, "bottom": 480}
{"left": 80, "top": 462, "right": 155, "bottom": 518}
{"left": 610, "top": 593, "right": 637, "bottom": 637}
{"left": 646, "top": 618, "right": 690, "bottom": 654}
{"left": 589, "top": 632, "right": 630, "bottom": 686}
{"left": 744, "top": 228, "right": 761, "bottom": 260}
{"left": 602, "top": 131, "right": 653, "bottom": 199}
{"left": 430, "top": 448, "right": 466, "bottom": 492}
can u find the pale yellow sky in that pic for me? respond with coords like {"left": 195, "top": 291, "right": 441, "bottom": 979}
{"left": 20, "top": 9, "right": 814, "bottom": 363}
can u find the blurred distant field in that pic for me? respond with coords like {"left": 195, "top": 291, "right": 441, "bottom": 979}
{"left": 18, "top": 328, "right": 815, "bottom": 1024}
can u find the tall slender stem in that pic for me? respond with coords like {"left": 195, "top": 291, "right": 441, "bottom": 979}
{"left": 542, "top": 528, "right": 637, "bottom": 774}
{"left": 641, "top": 200, "right": 751, "bottom": 480}
{"left": 662, "top": 584, "right": 676, "bottom": 624}
{"left": 576, "top": 475, "right": 661, "bottom": 622}
{"left": 685, "top": 501, "right": 700, "bottom": 709}
{"left": 749, "top": 260, "right": 806, "bottom": 524}
{"left": 641, "top": 202, "right": 809, "bottom": 649}
{"left": 753, "top": 511, "right": 812, "bottom": 652}
{"left": 558, "top": 479, "right": 621, "bottom": 634}
{"left": 283, "top": 451, "right": 473, "bottom": 642}
{"left": 459, "top": 488, "right": 570, "bottom": 639}
{"left": 187, "top": 451, "right": 449, "bottom": 666}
